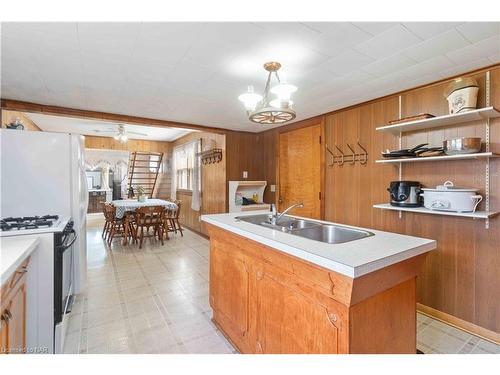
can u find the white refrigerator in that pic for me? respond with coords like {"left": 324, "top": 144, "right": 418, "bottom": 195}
{"left": 0, "top": 129, "right": 88, "bottom": 294}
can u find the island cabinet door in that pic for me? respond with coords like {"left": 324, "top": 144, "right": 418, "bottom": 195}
{"left": 210, "top": 238, "right": 253, "bottom": 352}
{"left": 254, "top": 265, "right": 345, "bottom": 354}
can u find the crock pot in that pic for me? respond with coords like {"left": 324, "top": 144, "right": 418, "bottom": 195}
{"left": 388, "top": 181, "right": 422, "bottom": 207}
{"left": 421, "top": 181, "right": 482, "bottom": 212}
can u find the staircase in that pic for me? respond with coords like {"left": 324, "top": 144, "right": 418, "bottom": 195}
{"left": 127, "top": 151, "right": 163, "bottom": 198}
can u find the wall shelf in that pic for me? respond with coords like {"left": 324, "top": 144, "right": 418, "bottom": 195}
{"left": 376, "top": 106, "right": 500, "bottom": 134}
{"left": 373, "top": 203, "right": 499, "bottom": 219}
{"left": 375, "top": 152, "right": 499, "bottom": 164}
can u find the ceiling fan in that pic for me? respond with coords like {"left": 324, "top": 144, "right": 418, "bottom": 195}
{"left": 92, "top": 124, "right": 147, "bottom": 143}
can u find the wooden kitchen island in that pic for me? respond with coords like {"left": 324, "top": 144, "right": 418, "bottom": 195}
{"left": 202, "top": 212, "right": 436, "bottom": 354}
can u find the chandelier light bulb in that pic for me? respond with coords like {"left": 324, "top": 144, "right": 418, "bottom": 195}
{"left": 238, "top": 85, "right": 263, "bottom": 111}
{"left": 270, "top": 98, "right": 294, "bottom": 109}
{"left": 270, "top": 83, "right": 297, "bottom": 101}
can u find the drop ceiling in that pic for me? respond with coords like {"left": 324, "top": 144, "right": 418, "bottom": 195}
{"left": 26, "top": 113, "right": 194, "bottom": 141}
{"left": 1, "top": 22, "right": 499, "bottom": 132}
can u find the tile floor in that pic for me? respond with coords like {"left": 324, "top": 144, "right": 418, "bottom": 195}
{"left": 63, "top": 214, "right": 500, "bottom": 354}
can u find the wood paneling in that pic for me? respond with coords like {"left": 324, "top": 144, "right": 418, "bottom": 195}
{"left": 225, "top": 132, "right": 262, "bottom": 182}
{"left": 278, "top": 124, "right": 322, "bottom": 219}
{"left": 1, "top": 110, "right": 42, "bottom": 131}
{"left": 173, "top": 132, "right": 226, "bottom": 235}
{"left": 322, "top": 66, "right": 500, "bottom": 335}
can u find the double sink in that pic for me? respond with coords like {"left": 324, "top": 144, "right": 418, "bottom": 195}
{"left": 235, "top": 214, "right": 374, "bottom": 244}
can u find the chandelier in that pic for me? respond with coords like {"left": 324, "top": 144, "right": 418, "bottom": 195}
{"left": 238, "top": 62, "right": 297, "bottom": 124}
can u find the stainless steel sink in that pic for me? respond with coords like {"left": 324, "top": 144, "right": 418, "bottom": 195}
{"left": 235, "top": 214, "right": 374, "bottom": 244}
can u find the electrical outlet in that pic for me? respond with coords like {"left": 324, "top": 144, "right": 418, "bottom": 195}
{"left": 270, "top": 184, "right": 276, "bottom": 192}
{"left": 243, "top": 171, "right": 248, "bottom": 179}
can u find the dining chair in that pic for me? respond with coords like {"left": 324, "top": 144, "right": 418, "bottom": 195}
{"left": 165, "top": 200, "right": 183, "bottom": 237}
{"left": 134, "top": 206, "right": 165, "bottom": 249}
{"left": 102, "top": 202, "right": 113, "bottom": 239}
{"left": 104, "top": 204, "right": 135, "bottom": 246}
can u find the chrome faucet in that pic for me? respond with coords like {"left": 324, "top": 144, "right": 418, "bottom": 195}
{"left": 268, "top": 202, "right": 304, "bottom": 225}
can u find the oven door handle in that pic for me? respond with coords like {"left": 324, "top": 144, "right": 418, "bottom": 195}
{"left": 57, "top": 230, "right": 77, "bottom": 251}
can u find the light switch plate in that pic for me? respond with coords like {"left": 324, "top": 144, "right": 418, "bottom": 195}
{"left": 270, "top": 184, "right": 276, "bottom": 192}
{"left": 243, "top": 171, "right": 248, "bottom": 179}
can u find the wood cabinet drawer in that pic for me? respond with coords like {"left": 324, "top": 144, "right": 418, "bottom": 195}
{"left": 1, "top": 257, "right": 30, "bottom": 302}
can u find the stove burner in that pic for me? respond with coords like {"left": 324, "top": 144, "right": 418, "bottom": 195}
{"left": 0, "top": 215, "right": 59, "bottom": 231}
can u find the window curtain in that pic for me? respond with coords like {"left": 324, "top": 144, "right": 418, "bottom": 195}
{"left": 170, "top": 148, "right": 177, "bottom": 201}
{"left": 191, "top": 138, "right": 201, "bottom": 212}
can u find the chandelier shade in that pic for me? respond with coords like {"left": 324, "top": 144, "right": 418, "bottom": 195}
{"left": 238, "top": 62, "right": 297, "bottom": 125}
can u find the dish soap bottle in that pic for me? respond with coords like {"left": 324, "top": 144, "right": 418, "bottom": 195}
{"left": 252, "top": 192, "right": 258, "bottom": 203}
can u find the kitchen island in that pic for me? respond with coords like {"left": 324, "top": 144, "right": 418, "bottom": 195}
{"left": 201, "top": 211, "right": 436, "bottom": 354}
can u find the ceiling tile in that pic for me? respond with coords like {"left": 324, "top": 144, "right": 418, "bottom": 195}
{"left": 361, "top": 53, "right": 417, "bottom": 77}
{"left": 399, "top": 55, "right": 455, "bottom": 79}
{"left": 446, "top": 35, "right": 500, "bottom": 65}
{"left": 456, "top": 22, "right": 500, "bottom": 43}
{"left": 403, "top": 22, "right": 464, "bottom": 40}
{"left": 353, "top": 24, "right": 422, "bottom": 59}
{"left": 403, "top": 28, "right": 471, "bottom": 62}
{"left": 351, "top": 22, "right": 398, "bottom": 36}
{"left": 311, "top": 23, "right": 373, "bottom": 57}
{"left": 1, "top": 22, "right": 498, "bottom": 133}
{"left": 321, "top": 49, "right": 374, "bottom": 76}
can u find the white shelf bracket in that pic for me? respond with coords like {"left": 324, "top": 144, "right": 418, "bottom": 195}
{"left": 485, "top": 71, "right": 491, "bottom": 229}
{"left": 398, "top": 95, "right": 402, "bottom": 220}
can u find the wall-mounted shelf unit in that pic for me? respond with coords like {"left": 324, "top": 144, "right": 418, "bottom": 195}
{"left": 373, "top": 203, "right": 499, "bottom": 219}
{"left": 375, "top": 71, "right": 498, "bottom": 229}
{"left": 376, "top": 106, "right": 500, "bottom": 134}
{"left": 228, "top": 180, "right": 270, "bottom": 213}
{"left": 376, "top": 152, "right": 499, "bottom": 164}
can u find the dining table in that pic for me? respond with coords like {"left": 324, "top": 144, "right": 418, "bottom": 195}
{"left": 112, "top": 198, "right": 178, "bottom": 245}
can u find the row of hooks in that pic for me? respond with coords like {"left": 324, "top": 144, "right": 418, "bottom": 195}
{"left": 326, "top": 141, "right": 368, "bottom": 166}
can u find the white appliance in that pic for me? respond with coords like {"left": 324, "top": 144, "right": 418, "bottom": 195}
{"left": 421, "top": 181, "right": 483, "bottom": 213}
{"left": 0, "top": 129, "right": 88, "bottom": 353}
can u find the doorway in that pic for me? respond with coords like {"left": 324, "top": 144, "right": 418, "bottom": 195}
{"left": 278, "top": 123, "right": 323, "bottom": 219}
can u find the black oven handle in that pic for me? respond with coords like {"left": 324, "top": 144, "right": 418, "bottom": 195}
{"left": 56, "top": 230, "right": 77, "bottom": 251}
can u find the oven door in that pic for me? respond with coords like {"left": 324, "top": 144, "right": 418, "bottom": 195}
{"left": 54, "top": 229, "right": 77, "bottom": 324}
{"left": 54, "top": 228, "right": 77, "bottom": 353}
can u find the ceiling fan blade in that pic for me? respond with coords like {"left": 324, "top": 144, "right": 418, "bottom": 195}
{"left": 93, "top": 129, "right": 117, "bottom": 133}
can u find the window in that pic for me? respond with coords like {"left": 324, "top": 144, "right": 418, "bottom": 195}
{"left": 173, "top": 141, "right": 201, "bottom": 191}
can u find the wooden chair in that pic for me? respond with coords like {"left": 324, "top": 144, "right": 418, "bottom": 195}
{"left": 133, "top": 206, "right": 165, "bottom": 249}
{"left": 103, "top": 204, "right": 135, "bottom": 246}
{"left": 165, "top": 200, "right": 183, "bottom": 237}
{"left": 102, "top": 202, "right": 113, "bottom": 240}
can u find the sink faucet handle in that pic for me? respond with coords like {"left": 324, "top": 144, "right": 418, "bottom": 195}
{"left": 270, "top": 203, "right": 277, "bottom": 215}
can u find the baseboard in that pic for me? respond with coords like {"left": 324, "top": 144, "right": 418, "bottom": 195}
{"left": 417, "top": 303, "right": 499, "bottom": 344}
{"left": 178, "top": 223, "right": 209, "bottom": 239}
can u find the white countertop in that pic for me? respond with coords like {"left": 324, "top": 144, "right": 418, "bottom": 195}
{"left": 0, "top": 236, "right": 40, "bottom": 285}
{"left": 201, "top": 211, "right": 436, "bottom": 278}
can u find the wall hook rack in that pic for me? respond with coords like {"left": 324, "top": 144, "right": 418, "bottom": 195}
{"left": 326, "top": 141, "right": 368, "bottom": 166}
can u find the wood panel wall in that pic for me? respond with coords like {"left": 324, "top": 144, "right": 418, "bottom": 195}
{"left": 258, "top": 65, "right": 500, "bottom": 336}
{"left": 1, "top": 110, "right": 42, "bottom": 131}
{"left": 173, "top": 131, "right": 226, "bottom": 235}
